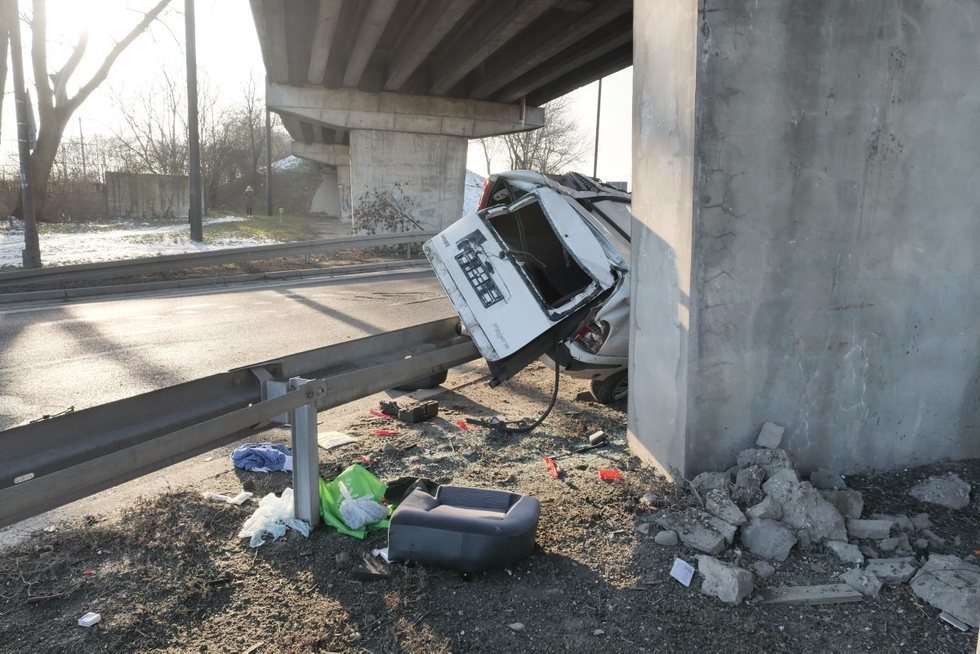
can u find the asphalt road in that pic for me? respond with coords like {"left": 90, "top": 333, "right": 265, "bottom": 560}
{"left": 0, "top": 269, "right": 451, "bottom": 430}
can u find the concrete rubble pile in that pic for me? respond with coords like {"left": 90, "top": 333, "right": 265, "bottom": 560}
{"left": 643, "top": 422, "right": 978, "bottom": 626}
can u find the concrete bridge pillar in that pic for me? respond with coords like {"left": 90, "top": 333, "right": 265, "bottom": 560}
{"left": 269, "top": 84, "right": 544, "bottom": 233}
{"left": 629, "top": 1, "right": 980, "bottom": 478}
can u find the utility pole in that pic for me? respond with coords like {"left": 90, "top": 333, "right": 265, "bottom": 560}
{"left": 8, "top": 0, "right": 41, "bottom": 268}
{"left": 592, "top": 76, "right": 602, "bottom": 179}
{"left": 78, "top": 117, "right": 87, "bottom": 178}
{"left": 185, "top": 0, "right": 203, "bottom": 241}
{"left": 265, "top": 106, "right": 272, "bottom": 216}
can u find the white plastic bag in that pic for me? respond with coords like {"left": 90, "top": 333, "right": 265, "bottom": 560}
{"left": 237, "top": 488, "right": 310, "bottom": 548}
{"left": 337, "top": 481, "right": 388, "bottom": 530}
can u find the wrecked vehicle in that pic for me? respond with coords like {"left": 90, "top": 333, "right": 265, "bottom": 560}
{"left": 424, "top": 171, "right": 631, "bottom": 404}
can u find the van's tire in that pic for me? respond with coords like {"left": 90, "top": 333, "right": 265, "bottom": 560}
{"left": 590, "top": 370, "right": 628, "bottom": 405}
{"left": 394, "top": 370, "right": 448, "bottom": 391}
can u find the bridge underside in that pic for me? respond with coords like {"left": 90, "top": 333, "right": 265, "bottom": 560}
{"left": 250, "top": 0, "right": 633, "bottom": 231}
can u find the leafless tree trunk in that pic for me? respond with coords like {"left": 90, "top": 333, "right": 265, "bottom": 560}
{"left": 0, "top": 25, "right": 7, "bottom": 149}
{"left": 15, "top": 0, "right": 171, "bottom": 220}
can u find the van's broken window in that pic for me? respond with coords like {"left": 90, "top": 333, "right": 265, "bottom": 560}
{"left": 487, "top": 201, "right": 591, "bottom": 309}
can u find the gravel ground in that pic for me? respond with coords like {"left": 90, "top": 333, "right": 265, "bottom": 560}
{"left": 1, "top": 362, "right": 977, "bottom": 653}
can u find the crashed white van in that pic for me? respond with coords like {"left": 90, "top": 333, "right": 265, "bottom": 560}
{"left": 424, "top": 171, "right": 631, "bottom": 404}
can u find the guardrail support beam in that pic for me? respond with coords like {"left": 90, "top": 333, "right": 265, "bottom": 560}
{"left": 289, "top": 377, "right": 321, "bottom": 529}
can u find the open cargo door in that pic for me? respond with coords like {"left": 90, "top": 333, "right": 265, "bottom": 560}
{"left": 424, "top": 187, "right": 617, "bottom": 385}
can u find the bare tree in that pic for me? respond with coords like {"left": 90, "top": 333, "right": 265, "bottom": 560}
{"left": 485, "top": 97, "right": 590, "bottom": 174}
{"left": 111, "top": 70, "right": 187, "bottom": 176}
{"left": 0, "top": 26, "right": 7, "bottom": 148}
{"left": 16, "top": 0, "right": 171, "bottom": 220}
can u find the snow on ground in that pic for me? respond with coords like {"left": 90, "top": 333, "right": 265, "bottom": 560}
{"left": 463, "top": 169, "right": 485, "bottom": 215}
{"left": 271, "top": 155, "right": 310, "bottom": 172}
{"left": 0, "top": 216, "right": 278, "bottom": 269}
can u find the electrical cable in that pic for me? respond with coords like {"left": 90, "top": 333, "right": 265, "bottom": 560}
{"left": 466, "top": 350, "right": 561, "bottom": 434}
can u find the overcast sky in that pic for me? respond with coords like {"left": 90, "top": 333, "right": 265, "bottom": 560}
{"left": 1, "top": 0, "right": 632, "bottom": 186}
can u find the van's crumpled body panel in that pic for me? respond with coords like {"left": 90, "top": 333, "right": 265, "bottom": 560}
{"left": 424, "top": 171, "right": 632, "bottom": 390}
{"left": 425, "top": 187, "right": 615, "bottom": 364}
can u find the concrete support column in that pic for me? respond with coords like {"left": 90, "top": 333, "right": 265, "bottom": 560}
{"left": 336, "top": 163, "right": 352, "bottom": 223}
{"left": 630, "top": 1, "right": 980, "bottom": 478}
{"left": 349, "top": 130, "right": 467, "bottom": 233}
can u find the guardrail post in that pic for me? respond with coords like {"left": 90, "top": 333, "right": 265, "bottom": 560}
{"left": 289, "top": 377, "right": 320, "bottom": 529}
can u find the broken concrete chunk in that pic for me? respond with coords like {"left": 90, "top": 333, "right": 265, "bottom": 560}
{"left": 878, "top": 537, "right": 899, "bottom": 553}
{"left": 762, "top": 469, "right": 801, "bottom": 504}
{"left": 761, "top": 583, "right": 863, "bottom": 605}
{"left": 819, "top": 489, "right": 864, "bottom": 520}
{"left": 737, "top": 448, "right": 794, "bottom": 475}
{"left": 909, "top": 554, "right": 980, "bottom": 628}
{"left": 809, "top": 468, "right": 847, "bottom": 490}
{"left": 847, "top": 518, "right": 894, "bottom": 540}
{"left": 755, "top": 422, "right": 785, "bottom": 449}
{"left": 840, "top": 568, "right": 882, "bottom": 598}
{"left": 697, "top": 555, "right": 754, "bottom": 605}
{"left": 870, "top": 513, "right": 914, "bottom": 533}
{"left": 825, "top": 540, "right": 864, "bottom": 565}
{"left": 774, "top": 482, "right": 848, "bottom": 543}
{"left": 910, "top": 512, "right": 932, "bottom": 531}
{"left": 691, "top": 471, "right": 731, "bottom": 496}
{"left": 751, "top": 561, "right": 775, "bottom": 579}
{"left": 909, "top": 473, "right": 972, "bottom": 510}
{"left": 733, "top": 465, "right": 767, "bottom": 505}
{"left": 746, "top": 495, "right": 782, "bottom": 521}
{"left": 655, "top": 510, "right": 726, "bottom": 555}
{"left": 654, "top": 530, "right": 679, "bottom": 546}
{"left": 864, "top": 557, "right": 919, "bottom": 585}
{"left": 859, "top": 543, "right": 879, "bottom": 560}
{"left": 741, "top": 519, "right": 797, "bottom": 562}
{"left": 919, "top": 528, "right": 946, "bottom": 547}
{"left": 705, "top": 515, "right": 737, "bottom": 545}
{"left": 705, "top": 489, "right": 747, "bottom": 526}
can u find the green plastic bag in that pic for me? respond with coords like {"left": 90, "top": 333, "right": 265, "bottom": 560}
{"left": 319, "top": 464, "right": 390, "bottom": 539}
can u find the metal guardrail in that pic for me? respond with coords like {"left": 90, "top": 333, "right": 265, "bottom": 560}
{"left": 0, "top": 231, "right": 436, "bottom": 291}
{"left": 0, "top": 317, "right": 478, "bottom": 529}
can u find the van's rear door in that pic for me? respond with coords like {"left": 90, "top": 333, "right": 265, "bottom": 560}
{"left": 423, "top": 187, "right": 618, "bottom": 384}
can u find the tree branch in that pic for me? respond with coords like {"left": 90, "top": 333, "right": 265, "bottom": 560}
{"left": 66, "top": 0, "right": 172, "bottom": 114}
{"left": 52, "top": 33, "right": 88, "bottom": 104}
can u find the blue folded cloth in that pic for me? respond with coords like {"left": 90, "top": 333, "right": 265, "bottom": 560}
{"left": 231, "top": 442, "right": 293, "bottom": 473}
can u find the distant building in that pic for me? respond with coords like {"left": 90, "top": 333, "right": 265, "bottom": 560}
{"left": 105, "top": 172, "right": 190, "bottom": 219}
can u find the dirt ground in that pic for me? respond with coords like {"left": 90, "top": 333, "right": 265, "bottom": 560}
{"left": 1, "top": 362, "right": 977, "bottom": 653}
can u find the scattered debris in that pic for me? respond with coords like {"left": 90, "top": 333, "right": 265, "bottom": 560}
{"left": 755, "top": 422, "right": 784, "bottom": 449}
{"left": 736, "top": 448, "right": 794, "bottom": 476}
{"left": 697, "top": 555, "right": 754, "bottom": 605}
{"left": 908, "top": 554, "right": 980, "bottom": 628}
{"left": 764, "top": 479, "right": 847, "bottom": 542}
{"left": 237, "top": 488, "right": 311, "bottom": 547}
{"left": 655, "top": 510, "right": 727, "bottom": 555}
{"left": 864, "top": 557, "right": 919, "bottom": 585}
{"left": 655, "top": 530, "right": 679, "bottom": 547}
{"left": 910, "top": 512, "right": 933, "bottom": 530}
{"left": 691, "top": 471, "right": 731, "bottom": 495}
{"left": 751, "top": 561, "right": 775, "bottom": 579}
{"left": 741, "top": 519, "right": 797, "bottom": 561}
{"left": 746, "top": 495, "right": 782, "bottom": 521}
{"left": 352, "top": 552, "right": 390, "bottom": 581}
{"left": 825, "top": 540, "right": 864, "bottom": 564}
{"left": 761, "top": 584, "right": 862, "bottom": 605}
{"left": 231, "top": 442, "right": 292, "bottom": 473}
{"left": 839, "top": 568, "right": 882, "bottom": 598}
{"left": 809, "top": 468, "right": 847, "bottom": 490}
{"left": 543, "top": 456, "right": 560, "bottom": 479}
{"left": 909, "top": 473, "right": 972, "bottom": 510}
{"left": 587, "top": 430, "right": 607, "bottom": 446}
{"left": 203, "top": 491, "right": 253, "bottom": 506}
{"left": 379, "top": 399, "right": 439, "bottom": 423}
{"left": 598, "top": 468, "right": 623, "bottom": 482}
{"left": 670, "top": 558, "right": 696, "bottom": 587}
{"left": 705, "top": 489, "right": 747, "bottom": 526}
{"left": 846, "top": 519, "right": 894, "bottom": 540}
{"left": 77, "top": 612, "right": 101, "bottom": 628}
{"left": 820, "top": 489, "right": 864, "bottom": 519}
{"left": 372, "top": 428, "right": 399, "bottom": 437}
{"left": 317, "top": 431, "right": 358, "bottom": 451}
{"left": 507, "top": 622, "right": 525, "bottom": 632}
{"left": 371, "top": 547, "right": 390, "bottom": 564}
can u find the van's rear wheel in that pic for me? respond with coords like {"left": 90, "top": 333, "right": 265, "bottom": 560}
{"left": 590, "top": 370, "right": 628, "bottom": 404}
{"left": 394, "top": 370, "right": 448, "bottom": 391}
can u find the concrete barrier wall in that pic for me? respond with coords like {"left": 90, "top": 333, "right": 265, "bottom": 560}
{"left": 106, "top": 173, "right": 190, "bottom": 220}
{"left": 630, "top": 0, "right": 980, "bottom": 476}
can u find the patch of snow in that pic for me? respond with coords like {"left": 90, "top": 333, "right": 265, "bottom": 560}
{"left": 272, "top": 155, "right": 308, "bottom": 172}
{"left": 0, "top": 216, "right": 278, "bottom": 269}
{"left": 463, "top": 169, "right": 485, "bottom": 215}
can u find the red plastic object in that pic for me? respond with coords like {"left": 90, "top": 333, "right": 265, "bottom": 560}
{"left": 543, "top": 456, "right": 560, "bottom": 479}
{"left": 369, "top": 409, "right": 393, "bottom": 420}
{"left": 373, "top": 428, "right": 398, "bottom": 437}
{"left": 82, "top": 569, "right": 96, "bottom": 577}
{"left": 360, "top": 455, "right": 372, "bottom": 465}
{"left": 455, "top": 419, "right": 470, "bottom": 431}
{"left": 598, "top": 468, "right": 623, "bottom": 482}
